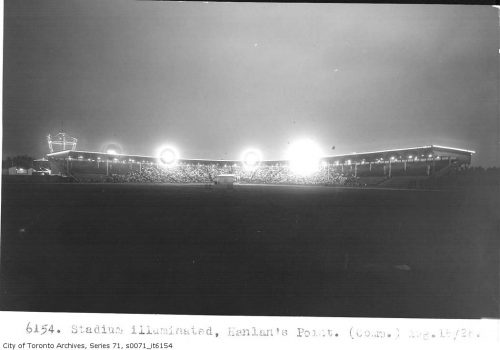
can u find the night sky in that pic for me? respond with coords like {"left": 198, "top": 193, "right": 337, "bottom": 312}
{"left": 2, "top": 1, "right": 499, "bottom": 166}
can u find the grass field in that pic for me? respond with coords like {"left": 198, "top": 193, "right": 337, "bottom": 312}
{"left": 1, "top": 183, "right": 498, "bottom": 318}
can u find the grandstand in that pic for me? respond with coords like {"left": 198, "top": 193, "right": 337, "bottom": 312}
{"left": 41, "top": 145, "right": 475, "bottom": 188}
{"left": 322, "top": 145, "right": 475, "bottom": 188}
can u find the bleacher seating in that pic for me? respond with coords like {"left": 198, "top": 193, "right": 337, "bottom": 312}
{"left": 355, "top": 164, "right": 372, "bottom": 177}
{"left": 389, "top": 162, "right": 405, "bottom": 176}
{"left": 46, "top": 156, "right": 465, "bottom": 188}
{"left": 69, "top": 160, "right": 107, "bottom": 175}
{"left": 48, "top": 159, "right": 67, "bottom": 175}
{"left": 57, "top": 160, "right": 361, "bottom": 186}
{"left": 365, "top": 163, "right": 386, "bottom": 176}
{"left": 433, "top": 160, "right": 452, "bottom": 173}
{"left": 404, "top": 161, "right": 430, "bottom": 176}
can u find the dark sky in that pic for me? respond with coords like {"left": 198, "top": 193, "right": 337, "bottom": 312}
{"left": 2, "top": 1, "right": 499, "bottom": 166}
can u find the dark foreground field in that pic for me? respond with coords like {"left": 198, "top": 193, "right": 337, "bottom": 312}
{"left": 1, "top": 183, "right": 498, "bottom": 318}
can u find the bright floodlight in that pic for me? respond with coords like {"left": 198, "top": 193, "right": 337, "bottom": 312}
{"left": 157, "top": 145, "right": 179, "bottom": 167}
{"left": 286, "top": 139, "right": 323, "bottom": 176}
{"left": 103, "top": 142, "right": 123, "bottom": 155}
{"left": 241, "top": 148, "right": 262, "bottom": 168}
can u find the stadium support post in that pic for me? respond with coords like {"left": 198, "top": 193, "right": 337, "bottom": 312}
{"left": 389, "top": 161, "right": 392, "bottom": 177}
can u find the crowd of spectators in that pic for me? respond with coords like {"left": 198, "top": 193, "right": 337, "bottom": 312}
{"left": 238, "top": 165, "right": 351, "bottom": 185}
{"left": 103, "top": 163, "right": 359, "bottom": 186}
{"left": 62, "top": 159, "right": 499, "bottom": 188}
{"left": 111, "top": 163, "right": 219, "bottom": 183}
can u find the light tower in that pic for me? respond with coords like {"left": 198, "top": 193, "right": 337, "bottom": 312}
{"left": 47, "top": 132, "right": 78, "bottom": 153}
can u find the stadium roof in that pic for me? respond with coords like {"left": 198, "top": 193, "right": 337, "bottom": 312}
{"left": 322, "top": 145, "right": 474, "bottom": 164}
{"left": 46, "top": 145, "right": 475, "bottom": 165}
{"left": 46, "top": 150, "right": 153, "bottom": 159}
{"left": 329, "top": 145, "right": 475, "bottom": 158}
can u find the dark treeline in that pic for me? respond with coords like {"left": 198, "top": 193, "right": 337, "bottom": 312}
{"left": 435, "top": 166, "right": 500, "bottom": 188}
{"left": 2, "top": 155, "right": 34, "bottom": 169}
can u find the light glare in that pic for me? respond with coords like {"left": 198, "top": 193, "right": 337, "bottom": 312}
{"left": 156, "top": 145, "right": 179, "bottom": 167}
{"left": 241, "top": 148, "right": 262, "bottom": 168}
{"left": 286, "top": 139, "right": 323, "bottom": 176}
{"left": 102, "top": 142, "right": 123, "bottom": 155}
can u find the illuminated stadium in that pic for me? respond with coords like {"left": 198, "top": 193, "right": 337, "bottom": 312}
{"left": 2, "top": 1, "right": 498, "bottom": 324}
{"left": 5, "top": 139, "right": 497, "bottom": 319}
{"left": 42, "top": 143, "right": 475, "bottom": 188}
{"left": 6, "top": 138, "right": 497, "bottom": 320}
